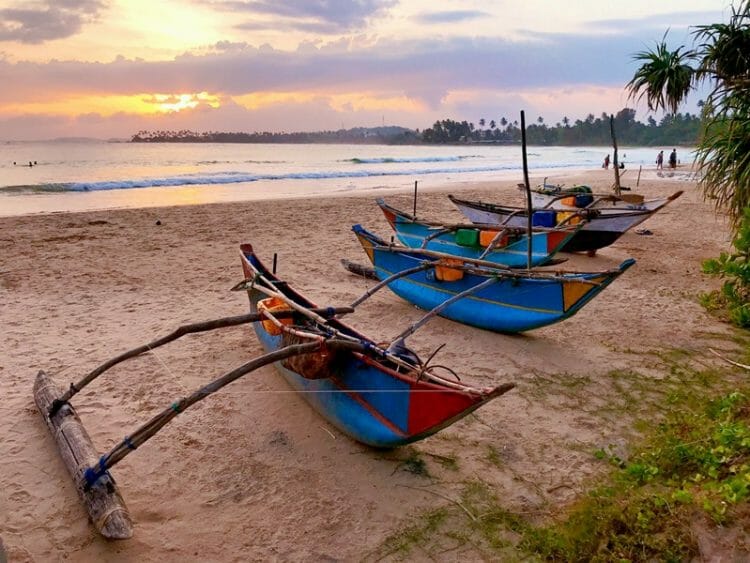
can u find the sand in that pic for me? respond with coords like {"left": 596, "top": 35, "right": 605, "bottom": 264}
{"left": 0, "top": 168, "right": 739, "bottom": 561}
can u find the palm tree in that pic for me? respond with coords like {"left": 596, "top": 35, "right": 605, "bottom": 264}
{"left": 626, "top": 33, "right": 695, "bottom": 115}
{"left": 626, "top": 3, "right": 750, "bottom": 230}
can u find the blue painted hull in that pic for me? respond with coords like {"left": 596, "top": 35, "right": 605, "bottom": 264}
{"left": 252, "top": 324, "right": 409, "bottom": 447}
{"left": 353, "top": 226, "right": 635, "bottom": 333}
{"left": 392, "top": 221, "right": 554, "bottom": 267}
{"left": 377, "top": 199, "right": 575, "bottom": 267}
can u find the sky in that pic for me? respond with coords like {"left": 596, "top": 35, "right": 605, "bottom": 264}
{"left": 0, "top": 0, "right": 736, "bottom": 141}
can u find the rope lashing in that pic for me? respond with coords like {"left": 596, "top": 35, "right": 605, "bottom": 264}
{"left": 83, "top": 455, "right": 110, "bottom": 488}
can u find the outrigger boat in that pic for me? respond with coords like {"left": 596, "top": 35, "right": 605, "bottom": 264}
{"left": 238, "top": 243, "right": 513, "bottom": 448}
{"left": 33, "top": 242, "right": 514, "bottom": 539}
{"left": 376, "top": 198, "right": 579, "bottom": 268}
{"left": 518, "top": 181, "right": 682, "bottom": 212}
{"left": 352, "top": 225, "right": 635, "bottom": 333}
{"left": 448, "top": 191, "right": 683, "bottom": 254}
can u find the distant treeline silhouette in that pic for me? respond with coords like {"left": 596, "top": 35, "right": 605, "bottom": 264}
{"left": 422, "top": 108, "right": 701, "bottom": 146}
{"left": 131, "top": 108, "right": 701, "bottom": 146}
{"left": 131, "top": 126, "right": 420, "bottom": 144}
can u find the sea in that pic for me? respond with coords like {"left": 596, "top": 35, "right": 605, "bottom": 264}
{"left": 0, "top": 141, "right": 686, "bottom": 217}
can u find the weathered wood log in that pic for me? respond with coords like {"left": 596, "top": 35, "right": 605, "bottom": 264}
{"left": 341, "top": 258, "right": 378, "bottom": 280}
{"left": 33, "top": 370, "right": 133, "bottom": 540}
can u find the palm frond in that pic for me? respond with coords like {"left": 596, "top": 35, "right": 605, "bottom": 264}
{"left": 626, "top": 34, "right": 697, "bottom": 115}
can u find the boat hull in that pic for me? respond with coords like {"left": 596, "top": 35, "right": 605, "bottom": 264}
{"left": 353, "top": 226, "right": 635, "bottom": 333}
{"left": 377, "top": 199, "right": 575, "bottom": 267}
{"left": 448, "top": 194, "right": 679, "bottom": 252}
{"left": 529, "top": 190, "right": 672, "bottom": 212}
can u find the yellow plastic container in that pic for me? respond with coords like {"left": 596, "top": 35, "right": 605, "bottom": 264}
{"left": 556, "top": 211, "right": 581, "bottom": 225}
{"left": 258, "top": 297, "right": 293, "bottom": 335}
{"left": 435, "top": 258, "right": 464, "bottom": 281}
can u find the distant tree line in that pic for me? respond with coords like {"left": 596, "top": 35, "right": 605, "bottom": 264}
{"left": 132, "top": 108, "right": 701, "bottom": 146}
{"left": 421, "top": 108, "right": 702, "bottom": 146}
{"left": 131, "top": 126, "right": 420, "bottom": 144}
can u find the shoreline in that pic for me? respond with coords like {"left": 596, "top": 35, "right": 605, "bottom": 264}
{"left": 0, "top": 165, "right": 696, "bottom": 219}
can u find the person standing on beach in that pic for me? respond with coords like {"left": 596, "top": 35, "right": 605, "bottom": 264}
{"left": 602, "top": 154, "right": 610, "bottom": 169}
{"left": 669, "top": 149, "right": 677, "bottom": 169}
{"left": 656, "top": 150, "right": 664, "bottom": 170}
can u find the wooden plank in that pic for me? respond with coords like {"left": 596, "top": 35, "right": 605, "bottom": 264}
{"left": 33, "top": 370, "right": 133, "bottom": 539}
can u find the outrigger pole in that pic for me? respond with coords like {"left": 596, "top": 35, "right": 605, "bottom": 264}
{"left": 350, "top": 262, "right": 435, "bottom": 307}
{"left": 520, "top": 110, "right": 534, "bottom": 271}
{"left": 389, "top": 276, "right": 502, "bottom": 344}
{"left": 34, "top": 305, "right": 353, "bottom": 540}
{"left": 48, "top": 307, "right": 353, "bottom": 415}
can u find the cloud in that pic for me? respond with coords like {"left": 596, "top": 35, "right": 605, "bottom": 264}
{"left": 0, "top": 0, "right": 104, "bottom": 44}
{"left": 214, "top": 0, "right": 396, "bottom": 33}
{"left": 0, "top": 11, "right": 714, "bottom": 138}
{"left": 0, "top": 30, "right": 648, "bottom": 103}
{"left": 588, "top": 10, "right": 724, "bottom": 34}
{"left": 413, "top": 10, "right": 490, "bottom": 24}
{"left": 214, "top": 40, "right": 250, "bottom": 52}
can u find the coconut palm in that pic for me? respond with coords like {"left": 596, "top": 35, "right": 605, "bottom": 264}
{"left": 626, "top": 33, "right": 695, "bottom": 115}
{"left": 627, "top": 2, "right": 749, "bottom": 327}
{"left": 626, "top": 3, "right": 750, "bottom": 230}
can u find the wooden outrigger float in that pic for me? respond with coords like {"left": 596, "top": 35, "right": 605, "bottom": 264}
{"left": 34, "top": 243, "right": 514, "bottom": 539}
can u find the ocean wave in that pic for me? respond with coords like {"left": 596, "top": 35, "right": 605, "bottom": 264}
{"left": 196, "top": 159, "right": 287, "bottom": 165}
{"left": 0, "top": 183, "right": 71, "bottom": 193}
{"left": 0, "top": 161, "right": 586, "bottom": 193}
{"left": 346, "top": 155, "right": 480, "bottom": 164}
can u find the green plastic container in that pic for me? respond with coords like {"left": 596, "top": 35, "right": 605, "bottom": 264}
{"left": 455, "top": 229, "right": 479, "bottom": 247}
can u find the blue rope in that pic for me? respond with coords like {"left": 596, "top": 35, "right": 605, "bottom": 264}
{"left": 83, "top": 455, "right": 109, "bottom": 487}
{"left": 325, "top": 306, "right": 335, "bottom": 318}
{"left": 124, "top": 436, "right": 137, "bottom": 450}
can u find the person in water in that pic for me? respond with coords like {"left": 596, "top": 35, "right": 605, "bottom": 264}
{"left": 669, "top": 149, "right": 677, "bottom": 169}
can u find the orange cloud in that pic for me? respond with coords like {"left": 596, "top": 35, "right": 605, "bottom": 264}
{"left": 0, "top": 91, "right": 221, "bottom": 117}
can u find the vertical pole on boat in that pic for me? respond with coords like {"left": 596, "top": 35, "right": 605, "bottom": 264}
{"left": 272, "top": 253, "right": 278, "bottom": 274}
{"left": 610, "top": 115, "right": 621, "bottom": 196}
{"left": 413, "top": 180, "right": 418, "bottom": 218}
{"left": 520, "top": 110, "right": 533, "bottom": 271}
{"left": 637, "top": 165, "right": 642, "bottom": 187}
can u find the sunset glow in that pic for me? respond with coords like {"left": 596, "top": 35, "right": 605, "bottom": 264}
{"left": 153, "top": 93, "right": 221, "bottom": 113}
{"left": 0, "top": 0, "right": 730, "bottom": 140}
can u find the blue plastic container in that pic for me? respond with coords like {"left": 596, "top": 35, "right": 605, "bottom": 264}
{"left": 532, "top": 210, "right": 556, "bottom": 227}
{"left": 575, "top": 194, "right": 594, "bottom": 207}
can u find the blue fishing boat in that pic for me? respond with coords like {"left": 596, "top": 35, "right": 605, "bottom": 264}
{"left": 377, "top": 198, "right": 579, "bottom": 267}
{"left": 449, "top": 192, "right": 683, "bottom": 254}
{"left": 239, "top": 243, "right": 514, "bottom": 448}
{"left": 353, "top": 225, "right": 635, "bottom": 333}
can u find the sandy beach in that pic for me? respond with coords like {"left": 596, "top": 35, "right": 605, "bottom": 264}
{"left": 1, "top": 168, "right": 741, "bottom": 561}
